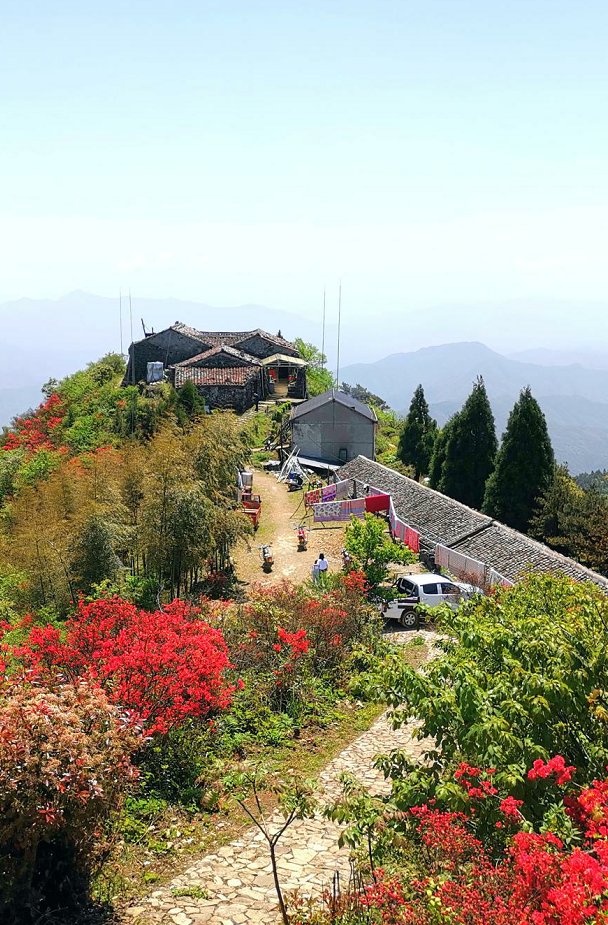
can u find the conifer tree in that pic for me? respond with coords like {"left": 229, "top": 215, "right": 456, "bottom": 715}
{"left": 483, "top": 386, "right": 555, "bottom": 532}
{"left": 397, "top": 385, "right": 437, "bottom": 480}
{"left": 428, "top": 417, "right": 456, "bottom": 489}
{"left": 438, "top": 377, "right": 497, "bottom": 508}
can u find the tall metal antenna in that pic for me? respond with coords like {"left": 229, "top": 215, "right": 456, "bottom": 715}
{"left": 335, "top": 280, "right": 342, "bottom": 386}
{"left": 321, "top": 289, "right": 326, "bottom": 369}
{"left": 119, "top": 289, "right": 123, "bottom": 355}
{"left": 129, "top": 291, "right": 134, "bottom": 384}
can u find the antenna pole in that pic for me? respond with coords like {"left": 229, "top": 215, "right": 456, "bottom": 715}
{"left": 129, "top": 291, "right": 134, "bottom": 384}
{"left": 321, "top": 289, "right": 326, "bottom": 369}
{"left": 119, "top": 289, "right": 123, "bottom": 355}
{"left": 335, "top": 280, "right": 342, "bottom": 386}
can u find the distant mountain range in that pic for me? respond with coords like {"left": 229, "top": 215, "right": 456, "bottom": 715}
{"left": 2, "top": 292, "right": 608, "bottom": 474}
{"left": 340, "top": 342, "right": 608, "bottom": 474}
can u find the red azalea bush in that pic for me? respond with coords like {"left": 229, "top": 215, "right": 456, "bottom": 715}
{"left": 295, "top": 758, "right": 608, "bottom": 925}
{"left": 0, "top": 674, "right": 138, "bottom": 918}
{"left": 230, "top": 574, "right": 376, "bottom": 677}
{"left": 2, "top": 393, "right": 65, "bottom": 454}
{"left": 9, "top": 597, "right": 235, "bottom": 735}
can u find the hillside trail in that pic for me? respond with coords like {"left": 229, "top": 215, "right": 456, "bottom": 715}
{"left": 124, "top": 470, "right": 437, "bottom": 924}
{"left": 126, "top": 630, "right": 438, "bottom": 925}
{"left": 232, "top": 470, "right": 349, "bottom": 587}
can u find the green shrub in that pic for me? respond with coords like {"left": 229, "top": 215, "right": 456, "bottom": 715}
{"left": 377, "top": 572, "right": 608, "bottom": 816}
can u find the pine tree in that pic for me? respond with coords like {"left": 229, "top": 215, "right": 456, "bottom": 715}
{"left": 428, "top": 417, "right": 456, "bottom": 489}
{"left": 483, "top": 386, "right": 555, "bottom": 532}
{"left": 438, "top": 377, "right": 497, "bottom": 508}
{"left": 397, "top": 385, "right": 437, "bottom": 480}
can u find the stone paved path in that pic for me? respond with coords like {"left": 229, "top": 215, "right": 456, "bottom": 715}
{"left": 126, "top": 631, "right": 436, "bottom": 925}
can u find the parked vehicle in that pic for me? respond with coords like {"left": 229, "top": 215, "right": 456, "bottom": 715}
{"left": 260, "top": 544, "right": 274, "bottom": 572}
{"left": 380, "top": 572, "right": 482, "bottom": 630}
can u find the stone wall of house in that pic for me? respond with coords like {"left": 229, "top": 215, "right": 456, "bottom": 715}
{"left": 194, "top": 380, "right": 257, "bottom": 414}
{"left": 126, "top": 330, "right": 209, "bottom": 384}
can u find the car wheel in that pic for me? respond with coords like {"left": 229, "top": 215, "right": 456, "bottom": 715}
{"left": 400, "top": 609, "right": 419, "bottom": 630}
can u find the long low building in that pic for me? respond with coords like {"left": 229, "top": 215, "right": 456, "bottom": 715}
{"left": 338, "top": 456, "right": 608, "bottom": 592}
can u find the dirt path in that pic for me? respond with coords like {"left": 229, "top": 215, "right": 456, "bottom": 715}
{"left": 233, "top": 471, "right": 349, "bottom": 587}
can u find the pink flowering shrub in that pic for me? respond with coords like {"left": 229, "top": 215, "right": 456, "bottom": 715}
{"left": 0, "top": 674, "right": 139, "bottom": 917}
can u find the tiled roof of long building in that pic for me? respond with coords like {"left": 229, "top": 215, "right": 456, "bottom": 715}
{"left": 173, "top": 345, "right": 262, "bottom": 367}
{"left": 174, "top": 366, "right": 260, "bottom": 387}
{"left": 337, "top": 456, "right": 608, "bottom": 591}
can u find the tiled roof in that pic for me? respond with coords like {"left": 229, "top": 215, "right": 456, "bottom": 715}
{"left": 291, "top": 390, "right": 378, "bottom": 423}
{"left": 173, "top": 345, "right": 262, "bottom": 367}
{"left": 170, "top": 322, "right": 213, "bottom": 344}
{"left": 337, "top": 456, "right": 608, "bottom": 592}
{"left": 233, "top": 328, "right": 298, "bottom": 352}
{"left": 452, "top": 524, "right": 608, "bottom": 589}
{"left": 192, "top": 331, "right": 251, "bottom": 347}
{"left": 338, "top": 457, "right": 489, "bottom": 544}
{"left": 133, "top": 323, "right": 299, "bottom": 356}
{"left": 174, "top": 366, "right": 260, "bottom": 388}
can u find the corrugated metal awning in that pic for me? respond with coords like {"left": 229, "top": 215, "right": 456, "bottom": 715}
{"left": 260, "top": 353, "right": 308, "bottom": 366}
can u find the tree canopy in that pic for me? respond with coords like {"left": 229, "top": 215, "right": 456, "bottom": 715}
{"left": 397, "top": 385, "right": 437, "bottom": 480}
{"left": 483, "top": 387, "right": 554, "bottom": 532}
{"left": 294, "top": 338, "right": 335, "bottom": 397}
{"left": 438, "top": 377, "right": 497, "bottom": 508}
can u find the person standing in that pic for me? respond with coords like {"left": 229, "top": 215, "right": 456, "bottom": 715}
{"left": 313, "top": 552, "right": 329, "bottom": 584}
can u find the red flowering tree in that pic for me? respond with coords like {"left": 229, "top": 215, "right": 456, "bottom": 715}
{"left": 12, "top": 597, "right": 235, "bottom": 736}
{"left": 2, "top": 393, "right": 65, "bottom": 454}
{"left": 0, "top": 674, "right": 138, "bottom": 917}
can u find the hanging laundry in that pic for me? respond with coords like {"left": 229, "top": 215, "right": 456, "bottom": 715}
{"left": 460, "top": 555, "right": 485, "bottom": 584}
{"left": 404, "top": 526, "right": 420, "bottom": 553}
{"left": 348, "top": 498, "right": 366, "bottom": 518}
{"left": 312, "top": 498, "right": 366, "bottom": 522}
{"left": 333, "top": 479, "right": 352, "bottom": 500}
{"left": 447, "top": 549, "right": 469, "bottom": 577}
{"left": 304, "top": 488, "right": 322, "bottom": 507}
{"left": 488, "top": 568, "right": 513, "bottom": 588}
{"left": 388, "top": 499, "right": 398, "bottom": 532}
{"left": 434, "top": 544, "right": 450, "bottom": 568}
{"left": 365, "top": 493, "right": 390, "bottom": 513}
{"left": 321, "top": 484, "right": 337, "bottom": 502}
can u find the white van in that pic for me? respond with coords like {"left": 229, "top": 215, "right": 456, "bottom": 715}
{"left": 381, "top": 572, "right": 481, "bottom": 629}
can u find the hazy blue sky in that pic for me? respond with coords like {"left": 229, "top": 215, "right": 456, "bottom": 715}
{"left": 2, "top": 1, "right": 608, "bottom": 329}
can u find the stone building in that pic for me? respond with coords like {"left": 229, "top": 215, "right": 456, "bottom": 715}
{"left": 290, "top": 390, "right": 377, "bottom": 466}
{"left": 123, "top": 322, "right": 307, "bottom": 410}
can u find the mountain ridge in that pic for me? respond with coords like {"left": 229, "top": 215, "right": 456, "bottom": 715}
{"left": 340, "top": 342, "right": 608, "bottom": 474}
